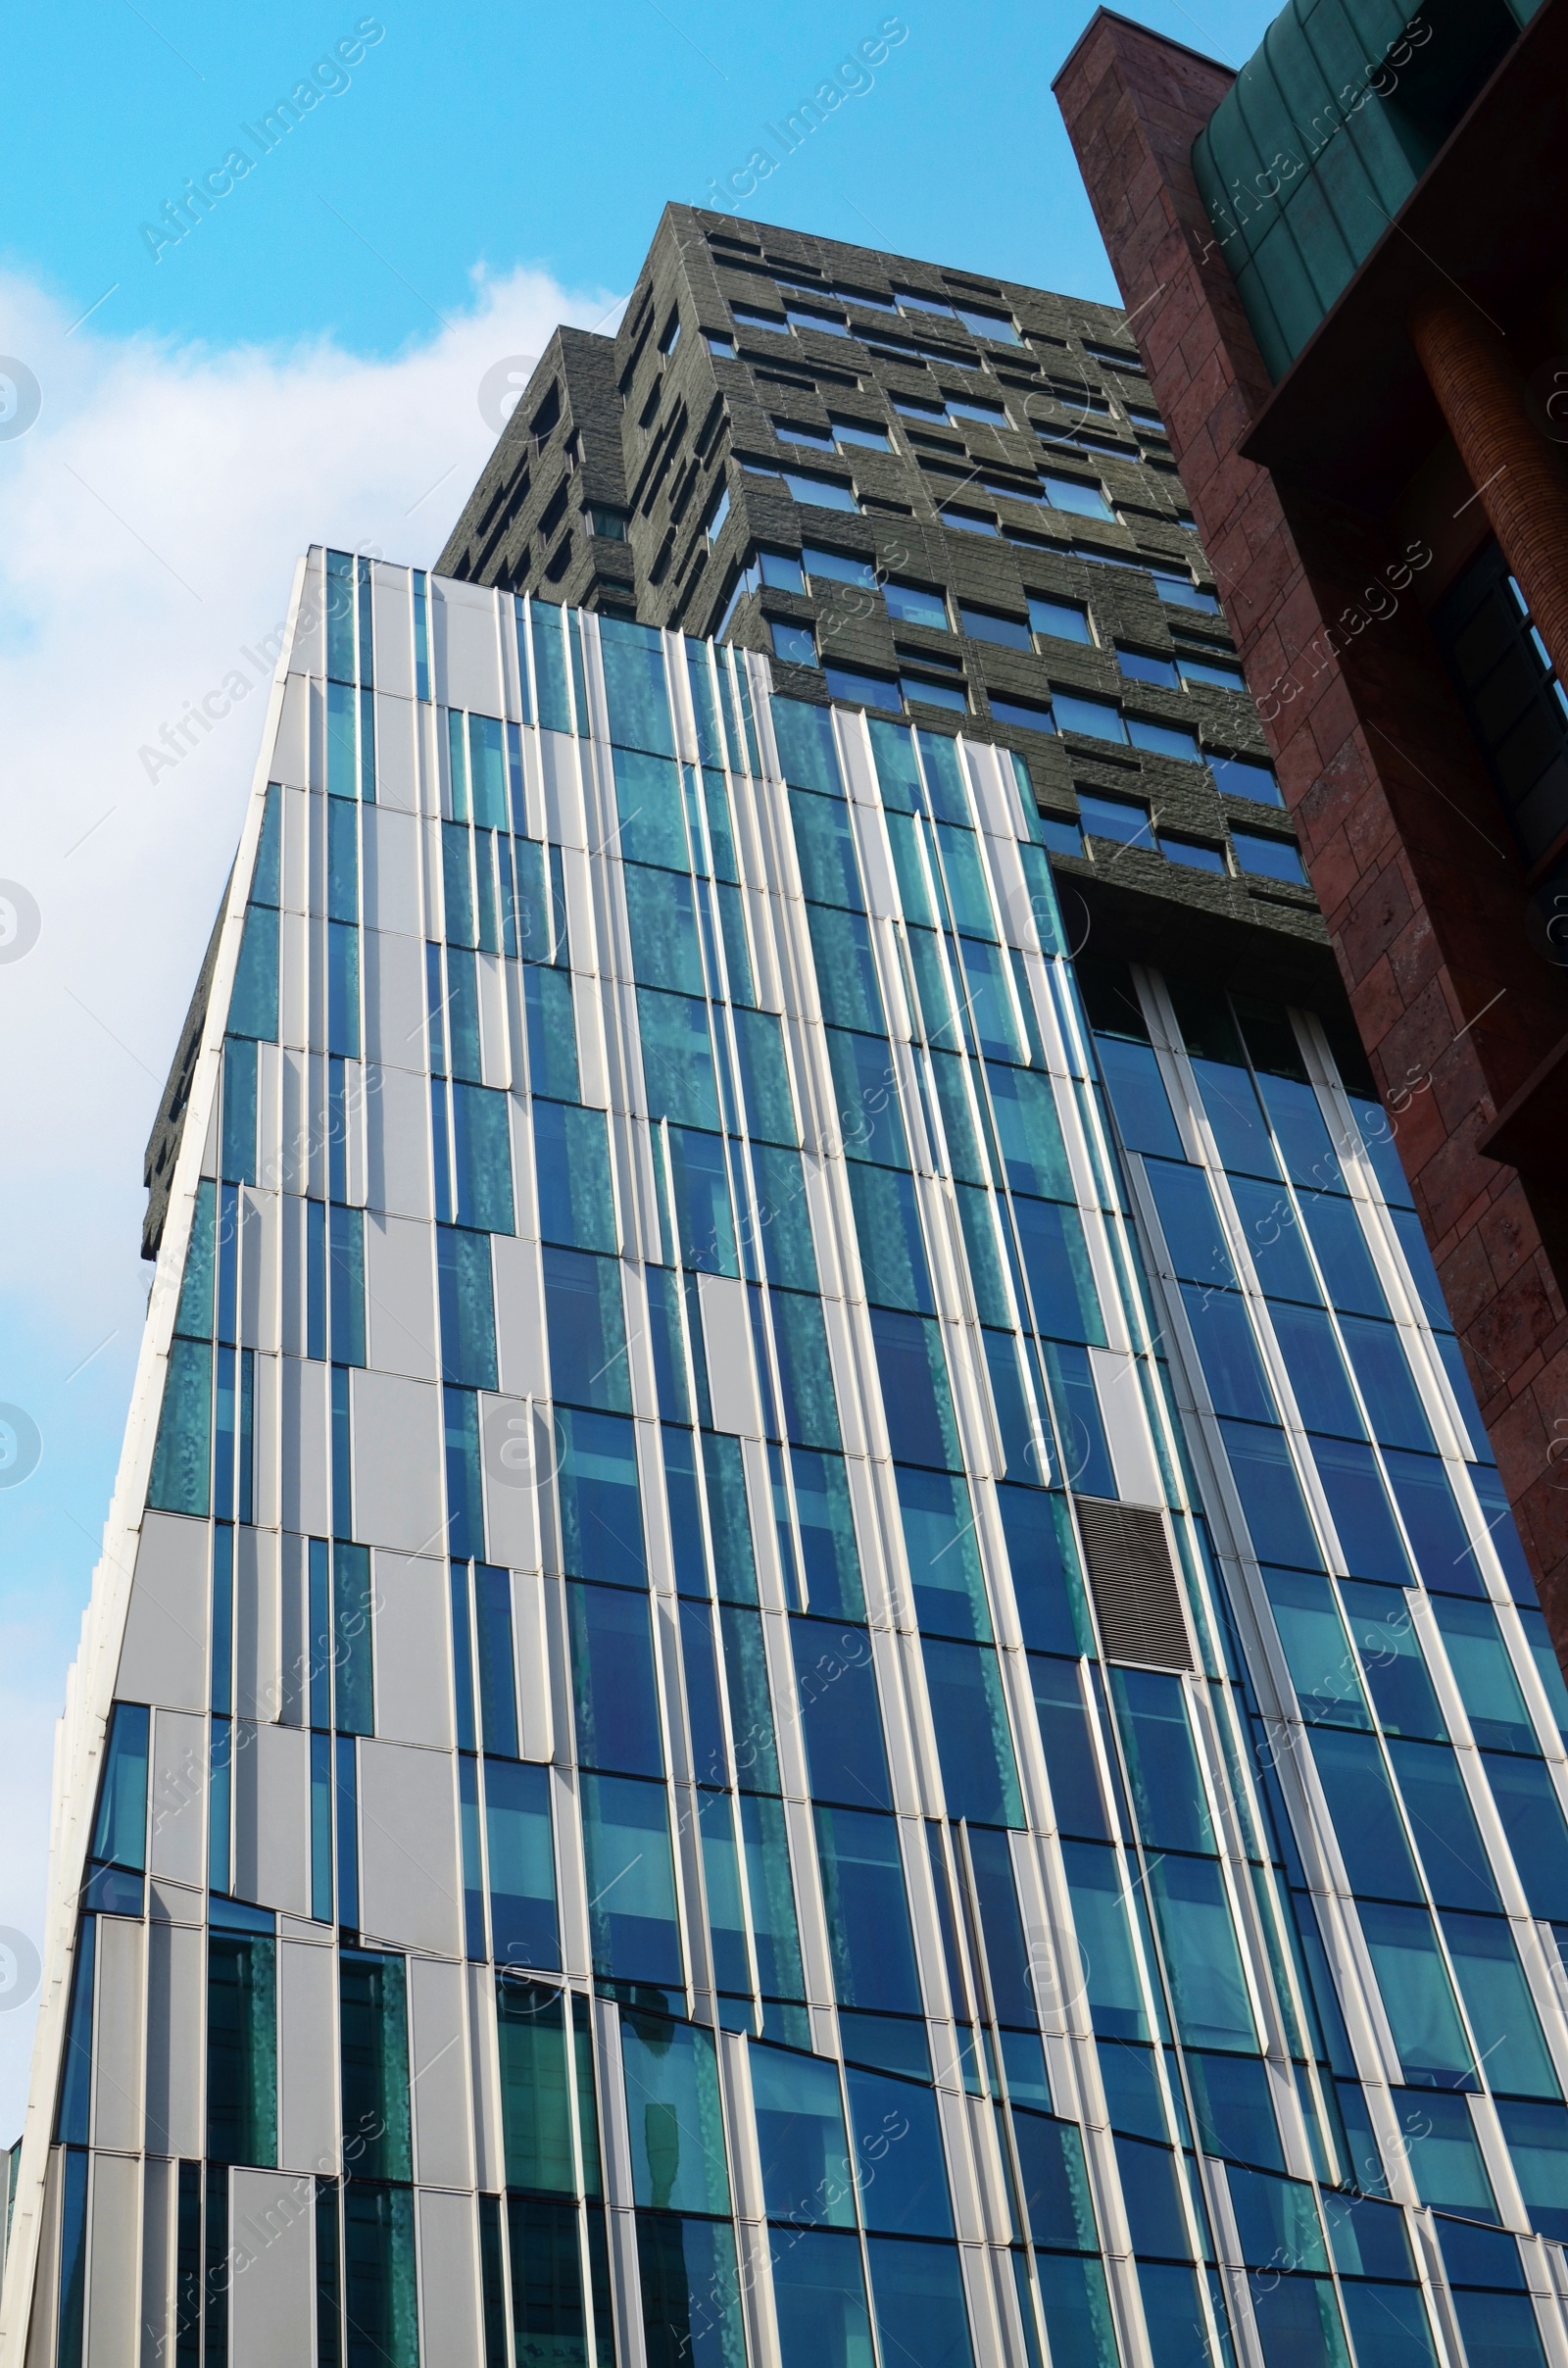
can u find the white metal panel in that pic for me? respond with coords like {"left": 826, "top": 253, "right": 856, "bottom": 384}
{"left": 358, "top": 1740, "right": 463, "bottom": 1956}
{"left": 350, "top": 1370, "right": 444, "bottom": 1554}
{"left": 370, "top": 563, "right": 415, "bottom": 699}
{"left": 492, "top": 1234, "right": 547, "bottom": 1396}
{"left": 408, "top": 1956, "right": 472, "bottom": 2189}
{"left": 367, "top": 1061, "right": 434, "bottom": 1223}
{"left": 372, "top": 1553, "right": 453, "bottom": 1751}
{"left": 364, "top": 926, "right": 427, "bottom": 1073}
{"left": 271, "top": 672, "right": 311, "bottom": 791}
{"left": 149, "top": 1710, "right": 208, "bottom": 1886}
{"left": 481, "top": 1396, "right": 542, "bottom": 1573}
{"left": 238, "top": 1722, "right": 310, "bottom": 1916}
{"left": 365, "top": 1212, "right": 439, "bottom": 1382}
{"left": 228, "top": 2169, "right": 316, "bottom": 2367}
{"left": 277, "top": 1938, "right": 338, "bottom": 2174}
{"left": 278, "top": 1356, "right": 330, "bottom": 1539}
{"left": 1088, "top": 1347, "right": 1165, "bottom": 1509}
{"left": 698, "top": 1271, "right": 761, "bottom": 1437}
{"left": 116, "top": 1512, "right": 209, "bottom": 1712}
{"left": 91, "top": 1917, "right": 145, "bottom": 2154}
{"left": 434, "top": 579, "right": 502, "bottom": 715}
{"left": 83, "top": 2151, "right": 138, "bottom": 2368}
{"left": 416, "top": 2188, "right": 482, "bottom": 2368}
{"left": 144, "top": 1920, "right": 203, "bottom": 2157}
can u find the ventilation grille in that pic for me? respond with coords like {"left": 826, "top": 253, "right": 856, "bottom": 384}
{"left": 1075, "top": 1500, "right": 1193, "bottom": 1670}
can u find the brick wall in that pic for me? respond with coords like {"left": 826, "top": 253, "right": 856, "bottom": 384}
{"left": 1055, "top": 9, "right": 1568, "bottom": 1642}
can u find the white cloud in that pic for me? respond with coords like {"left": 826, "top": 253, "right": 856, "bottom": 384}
{"left": 0, "top": 261, "right": 618, "bottom": 2130}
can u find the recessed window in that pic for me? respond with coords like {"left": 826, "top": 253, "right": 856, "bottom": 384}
{"left": 1152, "top": 569, "right": 1220, "bottom": 615}
{"left": 1028, "top": 596, "right": 1092, "bottom": 646}
{"left": 1071, "top": 429, "right": 1132, "bottom": 455}
{"left": 1042, "top": 473, "right": 1113, "bottom": 520}
{"left": 895, "top": 288, "right": 954, "bottom": 318}
{"left": 1209, "top": 754, "right": 1282, "bottom": 806}
{"left": 659, "top": 314, "right": 681, "bottom": 357}
{"left": 892, "top": 394, "right": 945, "bottom": 420}
{"left": 705, "top": 332, "right": 735, "bottom": 357}
{"left": 758, "top": 548, "right": 806, "bottom": 594}
{"left": 1039, "top": 813, "right": 1084, "bottom": 857}
{"left": 1117, "top": 647, "right": 1179, "bottom": 688}
{"left": 732, "top": 302, "right": 787, "bottom": 332}
{"left": 1053, "top": 691, "right": 1126, "bottom": 744}
{"left": 824, "top": 665, "right": 901, "bottom": 711}
{"left": 1082, "top": 340, "right": 1146, "bottom": 373}
{"left": 1079, "top": 791, "right": 1152, "bottom": 845}
{"left": 804, "top": 545, "right": 876, "bottom": 590}
{"left": 784, "top": 301, "right": 850, "bottom": 338}
{"left": 838, "top": 284, "right": 898, "bottom": 313}
{"left": 1233, "top": 830, "right": 1308, "bottom": 885}
{"left": 1177, "top": 652, "right": 1246, "bottom": 691}
{"left": 903, "top": 674, "right": 967, "bottom": 713}
{"left": 940, "top": 505, "right": 998, "bottom": 535}
{"left": 884, "top": 582, "right": 948, "bottom": 630}
{"left": 774, "top": 419, "right": 834, "bottom": 449}
{"left": 895, "top": 639, "right": 961, "bottom": 673}
{"left": 771, "top": 619, "right": 818, "bottom": 667}
{"left": 1127, "top": 716, "right": 1200, "bottom": 763}
{"left": 953, "top": 305, "right": 1022, "bottom": 346}
{"left": 781, "top": 472, "right": 858, "bottom": 513}
{"left": 1127, "top": 402, "right": 1165, "bottom": 429}
{"left": 990, "top": 694, "right": 1057, "bottom": 734}
{"left": 704, "top": 486, "right": 730, "bottom": 543}
{"left": 947, "top": 395, "right": 1008, "bottom": 425}
{"left": 958, "top": 604, "right": 1031, "bottom": 652}
{"left": 1158, "top": 834, "right": 1228, "bottom": 873}
{"left": 587, "top": 507, "right": 628, "bottom": 541}
{"left": 831, "top": 417, "right": 890, "bottom": 450}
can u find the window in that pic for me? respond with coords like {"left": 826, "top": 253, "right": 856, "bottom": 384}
{"left": 732, "top": 301, "right": 787, "bottom": 332}
{"left": 1152, "top": 568, "right": 1220, "bottom": 614}
{"left": 1159, "top": 835, "right": 1228, "bottom": 873}
{"left": 1210, "top": 754, "right": 1282, "bottom": 805}
{"left": 825, "top": 665, "right": 901, "bottom": 712}
{"left": 954, "top": 304, "right": 1022, "bottom": 345}
{"left": 1053, "top": 690, "right": 1126, "bottom": 743}
{"left": 1127, "top": 402, "right": 1165, "bottom": 428}
{"left": 903, "top": 675, "right": 967, "bottom": 713}
{"left": 1039, "top": 813, "right": 1084, "bottom": 857}
{"left": 1028, "top": 595, "right": 1092, "bottom": 645}
{"left": 1083, "top": 340, "right": 1146, "bottom": 373}
{"left": 832, "top": 417, "right": 890, "bottom": 449}
{"left": 893, "top": 393, "right": 946, "bottom": 420}
{"left": 1127, "top": 715, "right": 1200, "bottom": 762}
{"left": 1178, "top": 651, "right": 1246, "bottom": 690}
{"left": 1042, "top": 473, "right": 1112, "bottom": 519}
{"left": 883, "top": 582, "right": 948, "bottom": 630}
{"left": 1079, "top": 793, "right": 1152, "bottom": 846}
{"left": 659, "top": 313, "right": 681, "bottom": 356}
{"left": 958, "top": 604, "right": 1031, "bottom": 651}
{"left": 785, "top": 301, "right": 851, "bottom": 337}
{"left": 895, "top": 288, "right": 953, "bottom": 317}
{"left": 1233, "top": 829, "right": 1308, "bottom": 885}
{"left": 939, "top": 505, "right": 998, "bottom": 535}
{"left": 805, "top": 545, "right": 877, "bottom": 590}
{"left": 989, "top": 694, "right": 1056, "bottom": 734}
{"left": 1117, "top": 647, "right": 1179, "bottom": 688}
{"left": 705, "top": 483, "right": 730, "bottom": 541}
{"left": 587, "top": 506, "right": 627, "bottom": 541}
{"left": 772, "top": 619, "right": 818, "bottom": 667}
{"left": 947, "top": 394, "right": 1008, "bottom": 424}
{"left": 775, "top": 418, "right": 834, "bottom": 449}
{"left": 706, "top": 330, "right": 734, "bottom": 356}
{"left": 782, "top": 470, "right": 858, "bottom": 513}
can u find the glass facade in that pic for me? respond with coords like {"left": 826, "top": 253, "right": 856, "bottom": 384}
{"left": 10, "top": 551, "right": 1568, "bottom": 2367}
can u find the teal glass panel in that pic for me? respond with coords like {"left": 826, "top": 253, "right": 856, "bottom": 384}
{"left": 1146, "top": 1856, "right": 1255, "bottom": 2049}
{"left": 849, "top": 1162, "right": 931, "bottom": 1312}
{"left": 1360, "top": 1903, "right": 1475, "bottom": 2088}
{"left": 1442, "top": 1915, "right": 1559, "bottom": 2097}
{"left": 341, "top": 2185, "right": 418, "bottom": 2368}
{"left": 790, "top": 1448, "right": 863, "bottom": 1619}
{"left": 770, "top": 1290, "right": 841, "bottom": 1450}
{"left": 338, "top": 1949, "right": 413, "bottom": 2181}
{"left": 999, "top": 1488, "right": 1092, "bottom": 1655}
{"left": 580, "top": 1773, "right": 681, "bottom": 1986}
{"left": 639, "top": 990, "right": 719, "bottom": 1128}
{"left": 229, "top": 904, "right": 279, "bottom": 1041}
{"left": 206, "top": 1930, "right": 277, "bottom": 2166}
{"left": 531, "top": 600, "right": 571, "bottom": 733}
{"left": 825, "top": 1028, "right": 907, "bottom": 1165}
{"left": 568, "top": 1578, "right": 663, "bottom": 1776}
{"left": 749, "top": 1144, "right": 818, "bottom": 1291}
{"left": 613, "top": 748, "right": 688, "bottom": 869}
{"left": 1430, "top": 1597, "right": 1536, "bottom": 1750}
{"left": 814, "top": 1805, "right": 923, "bottom": 2014}
{"left": 922, "top": 1638, "right": 1024, "bottom": 1825}
{"left": 466, "top": 713, "right": 508, "bottom": 828}
{"left": 1014, "top": 1198, "right": 1105, "bottom": 1347}
{"left": 987, "top": 1063, "right": 1071, "bottom": 1199}
{"left": 496, "top": 1976, "right": 574, "bottom": 2191}
{"left": 525, "top": 964, "right": 579, "bottom": 1100}
{"left": 601, "top": 615, "right": 674, "bottom": 757}
{"left": 453, "top": 1082, "right": 514, "bottom": 1233}
{"left": 545, "top": 1247, "right": 631, "bottom": 1413}
{"left": 665, "top": 1126, "right": 737, "bottom": 1276}
{"left": 750, "top": 2042, "right": 856, "bottom": 2225}
{"left": 732, "top": 1007, "right": 796, "bottom": 1144}
{"left": 147, "top": 1336, "right": 212, "bottom": 1515}
{"left": 535, "top": 1100, "right": 615, "bottom": 1250}
{"left": 437, "top": 1224, "right": 498, "bottom": 1391}
{"left": 625, "top": 862, "right": 705, "bottom": 995}
{"left": 1061, "top": 1840, "right": 1149, "bottom": 2039}
{"left": 333, "top": 1543, "right": 374, "bottom": 1736}
{"left": 870, "top": 1307, "right": 963, "bottom": 1471}
{"left": 637, "top": 2213, "right": 747, "bottom": 2368}
{"left": 770, "top": 697, "right": 844, "bottom": 794}
{"left": 1110, "top": 1667, "right": 1215, "bottom": 1854}
{"left": 740, "top": 1792, "right": 805, "bottom": 1998}
{"left": 220, "top": 1036, "right": 258, "bottom": 1185}
{"left": 790, "top": 788, "right": 863, "bottom": 909}
{"left": 807, "top": 905, "right": 884, "bottom": 1033}
{"left": 1259, "top": 1565, "right": 1370, "bottom": 1727}
{"left": 621, "top": 2013, "right": 730, "bottom": 2212}
{"left": 898, "top": 1466, "right": 991, "bottom": 1640}
{"left": 485, "top": 1759, "right": 559, "bottom": 1978}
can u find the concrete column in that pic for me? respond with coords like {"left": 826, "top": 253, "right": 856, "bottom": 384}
{"left": 1410, "top": 295, "right": 1568, "bottom": 680}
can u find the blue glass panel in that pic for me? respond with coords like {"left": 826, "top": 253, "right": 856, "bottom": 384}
{"left": 545, "top": 1247, "right": 631, "bottom": 1413}
{"left": 791, "top": 787, "right": 864, "bottom": 909}
{"left": 1309, "top": 1729, "right": 1423, "bottom": 1901}
{"left": 1014, "top": 1199, "right": 1105, "bottom": 1347}
{"left": 620, "top": 2013, "right": 729, "bottom": 2212}
{"left": 1219, "top": 1422, "right": 1321, "bottom": 1567}
{"left": 437, "top": 1225, "right": 497, "bottom": 1390}
{"left": 749, "top": 1144, "right": 818, "bottom": 1291}
{"left": 485, "top": 1757, "right": 559, "bottom": 1978}
{"left": 558, "top": 1408, "right": 647, "bottom": 1588}
{"left": 770, "top": 697, "right": 844, "bottom": 795}
{"left": 1111, "top": 1668, "right": 1214, "bottom": 1853}
{"left": 1095, "top": 1037, "right": 1184, "bottom": 1158}
{"left": 1194, "top": 1057, "right": 1278, "bottom": 1178}
{"left": 1496, "top": 2099, "right": 1568, "bottom": 2241}
{"left": 1299, "top": 1195, "right": 1388, "bottom": 1316}
{"left": 807, "top": 906, "right": 885, "bottom": 1032}
{"left": 1231, "top": 1177, "right": 1323, "bottom": 1303}
{"left": 1000, "top": 1489, "right": 1092, "bottom": 1654}
{"left": 452, "top": 1083, "right": 514, "bottom": 1233}
{"left": 638, "top": 990, "right": 719, "bottom": 1128}
{"left": 229, "top": 904, "right": 279, "bottom": 1041}
{"left": 665, "top": 1126, "right": 737, "bottom": 1276}
{"left": 569, "top": 1580, "right": 662, "bottom": 1776}
{"left": 1147, "top": 1856, "right": 1255, "bottom": 2048}
{"left": 580, "top": 1773, "right": 681, "bottom": 1986}
{"left": 534, "top": 1100, "right": 615, "bottom": 1251}
{"left": 1061, "top": 1840, "right": 1149, "bottom": 2040}
{"left": 898, "top": 1466, "right": 990, "bottom": 1640}
{"left": 814, "top": 1804, "right": 923, "bottom": 2014}
{"left": 795, "top": 1619, "right": 889, "bottom": 1807}
{"left": 923, "top": 1638, "right": 1023, "bottom": 1824}
{"left": 625, "top": 862, "right": 705, "bottom": 995}
{"left": 1311, "top": 1437, "right": 1414, "bottom": 1584}
{"left": 612, "top": 748, "right": 687, "bottom": 868}
{"left": 870, "top": 1308, "right": 962, "bottom": 1470}
{"left": 791, "top": 1449, "right": 864, "bottom": 1620}
{"left": 1181, "top": 1286, "right": 1274, "bottom": 1421}
{"left": 1360, "top": 1903, "right": 1475, "bottom": 2088}
{"left": 1031, "top": 1657, "right": 1109, "bottom": 1838}
{"left": 849, "top": 1163, "right": 931, "bottom": 1311}
{"left": 824, "top": 1028, "right": 907, "bottom": 1165}
{"left": 1340, "top": 1317, "right": 1433, "bottom": 1452}
{"left": 864, "top": 2240, "right": 973, "bottom": 2368}
{"left": 1390, "top": 1741, "right": 1501, "bottom": 1911}
{"left": 601, "top": 615, "right": 674, "bottom": 756}
{"left": 770, "top": 1290, "right": 841, "bottom": 1450}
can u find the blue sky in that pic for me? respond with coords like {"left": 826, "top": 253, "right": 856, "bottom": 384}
{"left": 13, "top": 0, "right": 1277, "bottom": 352}
{"left": 0, "top": 0, "right": 1282, "bottom": 2121}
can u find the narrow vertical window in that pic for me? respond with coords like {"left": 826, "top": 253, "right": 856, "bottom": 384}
{"left": 307, "top": 1199, "right": 327, "bottom": 1359}
{"left": 333, "top": 1543, "right": 374, "bottom": 1736}
{"left": 206, "top": 1900, "right": 277, "bottom": 2167}
{"left": 212, "top": 1526, "right": 234, "bottom": 1714}
{"left": 309, "top": 1537, "right": 332, "bottom": 1728}
{"left": 329, "top": 1205, "right": 367, "bottom": 1366}
{"left": 413, "top": 570, "right": 430, "bottom": 702}
{"left": 221, "top": 1036, "right": 258, "bottom": 1186}
{"left": 331, "top": 1365, "right": 353, "bottom": 1541}
{"left": 209, "top": 1719, "right": 231, "bottom": 1893}
{"left": 334, "top": 1738, "right": 359, "bottom": 1933}
{"left": 460, "top": 1752, "right": 487, "bottom": 1959}
{"left": 311, "top": 1732, "right": 333, "bottom": 1924}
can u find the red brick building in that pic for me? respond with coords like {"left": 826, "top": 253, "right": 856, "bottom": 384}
{"left": 1054, "top": 1, "right": 1568, "bottom": 1646}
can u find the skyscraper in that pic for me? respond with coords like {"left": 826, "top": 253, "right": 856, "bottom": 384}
{"left": 9, "top": 222, "right": 1568, "bottom": 2368}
